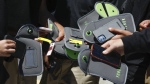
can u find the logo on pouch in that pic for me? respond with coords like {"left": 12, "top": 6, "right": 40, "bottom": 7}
{"left": 49, "top": 24, "right": 53, "bottom": 29}
{"left": 116, "top": 69, "right": 121, "bottom": 78}
{"left": 27, "top": 27, "right": 33, "bottom": 34}
{"left": 97, "top": 34, "right": 106, "bottom": 43}
{"left": 121, "top": 18, "right": 127, "bottom": 30}
{"left": 84, "top": 21, "right": 88, "bottom": 26}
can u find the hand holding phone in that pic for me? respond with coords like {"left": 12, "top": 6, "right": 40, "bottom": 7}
{"left": 4, "top": 35, "right": 26, "bottom": 59}
{"left": 91, "top": 44, "right": 121, "bottom": 68}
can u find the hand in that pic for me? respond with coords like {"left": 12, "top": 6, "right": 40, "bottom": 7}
{"left": 0, "top": 40, "right": 16, "bottom": 57}
{"left": 109, "top": 28, "right": 133, "bottom": 40}
{"left": 44, "top": 54, "right": 50, "bottom": 69}
{"left": 101, "top": 39, "right": 124, "bottom": 56}
{"left": 139, "top": 20, "right": 150, "bottom": 31}
{"left": 54, "top": 22, "right": 64, "bottom": 42}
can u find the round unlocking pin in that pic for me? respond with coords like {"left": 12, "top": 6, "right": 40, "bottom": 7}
{"left": 86, "top": 30, "right": 92, "bottom": 36}
{"left": 75, "top": 43, "right": 80, "bottom": 48}
{"left": 27, "top": 26, "right": 33, "bottom": 34}
{"left": 82, "top": 55, "right": 88, "bottom": 63}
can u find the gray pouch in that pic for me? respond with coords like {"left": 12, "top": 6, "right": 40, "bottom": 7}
{"left": 78, "top": 49, "right": 128, "bottom": 84}
{"left": 17, "top": 24, "right": 43, "bottom": 76}
{"left": 64, "top": 27, "right": 89, "bottom": 60}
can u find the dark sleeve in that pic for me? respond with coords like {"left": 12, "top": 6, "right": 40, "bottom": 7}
{"left": 0, "top": 0, "right": 6, "bottom": 39}
{"left": 122, "top": 28, "right": 150, "bottom": 54}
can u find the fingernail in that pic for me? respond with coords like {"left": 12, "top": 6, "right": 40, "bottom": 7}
{"left": 102, "top": 51, "right": 107, "bottom": 54}
{"left": 109, "top": 28, "right": 112, "bottom": 30}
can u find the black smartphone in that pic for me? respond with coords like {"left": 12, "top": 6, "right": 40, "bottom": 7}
{"left": 91, "top": 44, "right": 121, "bottom": 68}
{"left": 4, "top": 35, "right": 26, "bottom": 59}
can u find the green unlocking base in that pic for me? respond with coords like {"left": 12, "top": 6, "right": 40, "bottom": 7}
{"left": 64, "top": 27, "right": 89, "bottom": 60}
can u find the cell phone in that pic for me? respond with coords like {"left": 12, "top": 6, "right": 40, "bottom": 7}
{"left": 93, "top": 19, "right": 125, "bottom": 43}
{"left": 91, "top": 44, "right": 121, "bottom": 68}
{"left": 4, "top": 35, "right": 26, "bottom": 59}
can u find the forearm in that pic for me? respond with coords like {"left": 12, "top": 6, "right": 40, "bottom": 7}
{"left": 122, "top": 28, "right": 150, "bottom": 54}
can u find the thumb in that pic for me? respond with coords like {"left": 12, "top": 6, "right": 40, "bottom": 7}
{"left": 55, "top": 36, "right": 61, "bottom": 42}
{"left": 55, "top": 33, "right": 64, "bottom": 42}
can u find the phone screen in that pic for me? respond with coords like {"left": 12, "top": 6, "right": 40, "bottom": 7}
{"left": 91, "top": 44, "right": 121, "bottom": 68}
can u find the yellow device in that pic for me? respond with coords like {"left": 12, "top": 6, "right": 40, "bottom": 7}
{"left": 38, "top": 37, "right": 52, "bottom": 43}
{"left": 69, "top": 38, "right": 82, "bottom": 45}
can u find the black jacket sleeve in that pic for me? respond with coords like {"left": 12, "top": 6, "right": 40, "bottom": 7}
{"left": 122, "top": 28, "right": 150, "bottom": 54}
{"left": 0, "top": 0, "right": 6, "bottom": 40}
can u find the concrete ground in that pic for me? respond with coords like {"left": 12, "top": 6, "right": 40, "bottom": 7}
{"left": 37, "top": 67, "right": 113, "bottom": 84}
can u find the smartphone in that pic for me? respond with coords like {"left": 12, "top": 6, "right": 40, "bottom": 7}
{"left": 4, "top": 35, "right": 26, "bottom": 59}
{"left": 91, "top": 44, "right": 121, "bottom": 68}
{"left": 93, "top": 19, "right": 125, "bottom": 43}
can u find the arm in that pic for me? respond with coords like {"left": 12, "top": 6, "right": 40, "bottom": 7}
{"left": 102, "top": 28, "right": 150, "bottom": 56}
{"left": 39, "top": 0, "right": 64, "bottom": 41}
{"left": 122, "top": 28, "right": 150, "bottom": 54}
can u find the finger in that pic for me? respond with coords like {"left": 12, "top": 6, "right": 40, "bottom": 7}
{"left": 102, "top": 45, "right": 114, "bottom": 55}
{"left": 111, "top": 35, "right": 123, "bottom": 40}
{"left": 6, "top": 43, "right": 16, "bottom": 49}
{"left": 101, "top": 41, "right": 110, "bottom": 48}
{"left": 5, "top": 48, "right": 16, "bottom": 54}
{"left": 139, "top": 27, "right": 143, "bottom": 31}
{"left": 6, "top": 40, "right": 16, "bottom": 43}
{"left": 139, "top": 20, "right": 150, "bottom": 28}
{"left": 110, "top": 28, "right": 132, "bottom": 36}
{"left": 141, "top": 23, "right": 148, "bottom": 28}
{"left": 139, "top": 27, "right": 147, "bottom": 31}
{"left": 55, "top": 33, "right": 64, "bottom": 42}
{"left": 108, "top": 28, "right": 124, "bottom": 34}
{"left": 1, "top": 53, "right": 11, "bottom": 57}
{"left": 44, "top": 56, "right": 50, "bottom": 68}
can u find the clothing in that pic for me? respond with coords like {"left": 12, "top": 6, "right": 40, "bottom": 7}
{"left": 122, "top": 0, "right": 150, "bottom": 83}
{"left": 0, "top": 0, "right": 9, "bottom": 83}
{"left": 122, "top": 28, "right": 150, "bottom": 54}
{"left": 40, "top": 59, "right": 76, "bottom": 84}
{"left": 5, "top": 0, "right": 41, "bottom": 32}
{"left": 41, "top": 0, "right": 125, "bottom": 84}
{"left": 3, "top": 0, "right": 41, "bottom": 84}
{"left": 124, "top": 0, "right": 150, "bottom": 30}
{"left": 54, "top": 0, "right": 125, "bottom": 28}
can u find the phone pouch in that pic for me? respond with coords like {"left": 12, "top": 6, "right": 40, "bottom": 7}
{"left": 47, "top": 18, "right": 59, "bottom": 41}
{"left": 77, "top": 10, "right": 99, "bottom": 30}
{"left": 78, "top": 49, "right": 128, "bottom": 84}
{"left": 64, "top": 27, "right": 89, "bottom": 60}
{"left": 16, "top": 24, "right": 43, "bottom": 76}
{"left": 83, "top": 13, "right": 136, "bottom": 43}
{"left": 42, "top": 18, "right": 66, "bottom": 57}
